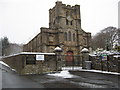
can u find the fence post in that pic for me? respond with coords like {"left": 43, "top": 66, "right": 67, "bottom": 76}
{"left": 72, "top": 55, "right": 74, "bottom": 70}
{"left": 107, "top": 55, "right": 109, "bottom": 72}
{"left": 81, "top": 50, "right": 83, "bottom": 69}
{"left": 100, "top": 56, "right": 103, "bottom": 71}
{"left": 117, "top": 57, "right": 120, "bottom": 73}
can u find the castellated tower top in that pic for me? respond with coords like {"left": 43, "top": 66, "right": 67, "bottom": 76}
{"left": 49, "top": 1, "right": 81, "bottom": 30}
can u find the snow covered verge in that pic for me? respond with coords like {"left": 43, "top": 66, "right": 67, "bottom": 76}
{"left": 80, "top": 69, "right": 120, "bottom": 75}
{"left": 62, "top": 67, "right": 120, "bottom": 75}
{"left": 48, "top": 66, "right": 120, "bottom": 79}
{"left": 47, "top": 70, "right": 78, "bottom": 78}
{"left": 0, "top": 61, "right": 16, "bottom": 72}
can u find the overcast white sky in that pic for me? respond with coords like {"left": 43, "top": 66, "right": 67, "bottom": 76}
{"left": 0, "top": 0, "right": 119, "bottom": 44}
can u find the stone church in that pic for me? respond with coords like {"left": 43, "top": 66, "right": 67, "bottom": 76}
{"left": 23, "top": 1, "right": 91, "bottom": 56}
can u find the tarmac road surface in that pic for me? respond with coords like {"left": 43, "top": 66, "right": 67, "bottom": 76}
{"left": 1, "top": 63, "right": 120, "bottom": 89}
{"left": 1, "top": 64, "right": 44, "bottom": 88}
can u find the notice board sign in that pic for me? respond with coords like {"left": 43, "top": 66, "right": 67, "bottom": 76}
{"left": 101, "top": 54, "right": 107, "bottom": 61}
{"left": 26, "top": 55, "right": 36, "bottom": 64}
{"left": 36, "top": 55, "right": 44, "bottom": 61}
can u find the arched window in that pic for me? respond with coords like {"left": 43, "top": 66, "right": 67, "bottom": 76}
{"left": 66, "top": 11, "right": 69, "bottom": 25}
{"left": 66, "top": 11, "right": 69, "bottom": 16}
{"left": 70, "top": 21, "right": 73, "bottom": 25}
{"left": 66, "top": 19, "right": 69, "bottom": 25}
{"left": 64, "top": 32, "right": 67, "bottom": 41}
{"left": 73, "top": 33, "right": 75, "bottom": 41}
{"left": 68, "top": 31, "right": 71, "bottom": 41}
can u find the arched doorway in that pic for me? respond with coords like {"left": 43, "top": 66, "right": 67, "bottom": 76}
{"left": 65, "top": 51, "right": 74, "bottom": 66}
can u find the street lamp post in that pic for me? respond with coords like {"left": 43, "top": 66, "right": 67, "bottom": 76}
{"left": 54, "top": 46, "right": 62, "bottom": 71}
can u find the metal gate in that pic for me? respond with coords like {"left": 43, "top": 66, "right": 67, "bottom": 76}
{"left": 60, "top": 55, "right": 82, "bottom": 67}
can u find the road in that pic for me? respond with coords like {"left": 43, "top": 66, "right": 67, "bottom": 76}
{"left": 1, "top": 63, "right": 120, "bottom": 89}
{"left": 1, "top": 64, "right": 44, "bottom": 88}
{"left": 25, "top": 71, "right": 119, "bottom": 88}
{"left": 69, "top": 71, "right": 120, "bottom": 88}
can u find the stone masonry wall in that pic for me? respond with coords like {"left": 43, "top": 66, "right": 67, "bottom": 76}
{"left": 2, "top": 54, "right": 57, "bottom": 75}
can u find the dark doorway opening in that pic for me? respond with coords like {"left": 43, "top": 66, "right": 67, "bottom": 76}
{"left": 65, "top": 51, "right": 74, "bottom": 66}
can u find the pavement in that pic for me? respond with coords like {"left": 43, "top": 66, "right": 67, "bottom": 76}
{"left": 1, "top": 63, "right": 120, "bottom": 89}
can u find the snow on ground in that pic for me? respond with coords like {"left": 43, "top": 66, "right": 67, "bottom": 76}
{"left": 77, "top": 82, "right": 106, "bottom": 88}
{"left": 47, "top": 70, "right": 77, "bottom": 78}
{"left": 62, "top": 67, "right": 120, "bottom": 75}
{"left": 11, "top": 69, "right": 16, "bottom": 72}
{"left": 62, "top": 66, "right": 82, "bottom": 71}
{"left": 81, "top": 69, "right": 120, "bottom": 75}
{"left": 113, "top": 55, "right": 120, "bottom": 58}
{"left": 48, "top": 66, "right": 120, "bottom": 79}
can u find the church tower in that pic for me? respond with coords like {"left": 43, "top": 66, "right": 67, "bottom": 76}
{"left": 23, "top": 1, "right": 91, "bottom": 56}
{"left": 49, "top": 1, "right": 81, "bottom": 30}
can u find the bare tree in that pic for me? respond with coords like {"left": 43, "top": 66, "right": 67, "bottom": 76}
{"left": 92, "top": 26, "right": 119, "bottom": 51}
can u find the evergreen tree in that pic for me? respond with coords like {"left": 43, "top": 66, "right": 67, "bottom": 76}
{"left": 1, "top": 37, "right": 10, "bottom": 56}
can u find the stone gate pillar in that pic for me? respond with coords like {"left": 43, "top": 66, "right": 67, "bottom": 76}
{"left": 54, "top": 46, "right": 63, "bottom": 71}
{"left": 81, "top": 48, "right": 91, "bottom": 69}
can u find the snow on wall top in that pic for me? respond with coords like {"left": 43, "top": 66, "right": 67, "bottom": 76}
{"left": 113, "top": 55, "right": 120, "bottom": 58}
{"left": 81, "top": 48, "right": 89, "bottom": 53}
{"left": 2, "top": 52, "right": 55, "bottom": 58}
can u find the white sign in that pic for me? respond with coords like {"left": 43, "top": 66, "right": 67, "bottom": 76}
{"left": 36, "top": 55, "right": 44, "bottom": 61}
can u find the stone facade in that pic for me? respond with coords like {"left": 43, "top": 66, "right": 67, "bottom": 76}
{"left": 2, "top": 53, "right": 57, "bottom": 75}
{"left": 23, "top": 1, "right": 91, "bottom": 56}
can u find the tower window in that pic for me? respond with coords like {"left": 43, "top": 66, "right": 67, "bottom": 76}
{"left": 64, "top": 32, "right": 67, "bottom": 41}
{"left": 68, "top": 31, "right": 71, "bottom": 41}
{"left": 70, "top": 21, "right": 73, "bottom": 25}
{"left": 66, "top": 19, "right": 69, "bottom": 25}
{"left": 73, "top": 33, "right": 75, "bottom": 41}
